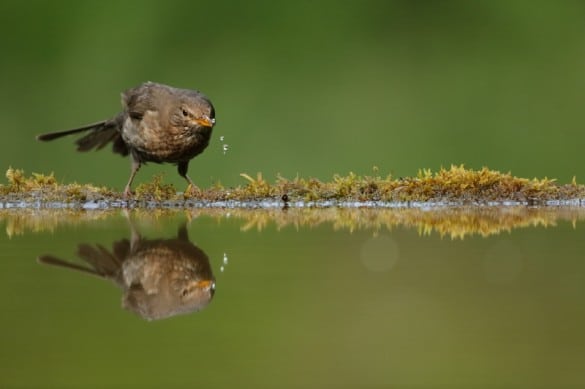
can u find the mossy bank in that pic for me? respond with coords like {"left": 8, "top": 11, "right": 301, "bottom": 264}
{"left": 2, "top": 165, "right": 585, "bottom": 208}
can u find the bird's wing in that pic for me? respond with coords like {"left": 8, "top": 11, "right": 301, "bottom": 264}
{"left": 121, "top": 82, "right": 160, "bottom": 120}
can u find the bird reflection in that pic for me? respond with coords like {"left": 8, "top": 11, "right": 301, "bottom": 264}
{"left": 38, "top": 219, "right": 215, "bottom": 321}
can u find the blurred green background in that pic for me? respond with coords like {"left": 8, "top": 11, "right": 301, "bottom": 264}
{"left": 1, "top": 0, "right": 584, "bottom": 191}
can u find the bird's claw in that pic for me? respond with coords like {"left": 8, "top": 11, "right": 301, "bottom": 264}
{"left": 184, "top": 184, "right": 201, "bottom": 198}
{"left": 123, "top": 187, "right": 134, "bottom": 199}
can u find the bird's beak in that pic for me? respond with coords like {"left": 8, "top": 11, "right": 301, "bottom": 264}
{"left": 193, "top": 279, "right": 215, "bottom": 291}
{"left": 194, "top": 115, "right": 215, "bottom": 128}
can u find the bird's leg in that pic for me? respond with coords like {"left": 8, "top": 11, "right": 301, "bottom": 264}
{"left": 124, "top": 157, "right": 141, "bottom": 198}
{"left": 178, "top": 161, "right": 200, "bottom": 196}
{"left": 177, "top": 223, "right": 189, "bottom": 241}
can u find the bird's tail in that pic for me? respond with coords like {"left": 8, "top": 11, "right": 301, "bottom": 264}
{"left": 38, "top": 255, "right": 103, "bottom": 278}
{"left": 36, "top": 114, "right": 129, "bottom": 156}
{"left": 37, "top": 240, "right": 129, "bottom": 281}
{"left": 36, "top": 120, "right": 108, "bottom": 141}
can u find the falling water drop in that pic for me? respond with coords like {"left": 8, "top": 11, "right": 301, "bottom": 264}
{"left": 219, "top": 135, "right": 229, "bottom": 155}
{"left": 220, "top": 252, "right": 229, "bottom": 273}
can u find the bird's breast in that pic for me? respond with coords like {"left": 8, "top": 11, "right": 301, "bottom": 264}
{"left": 121, "top": 113, "right": 212, "bottom": 163}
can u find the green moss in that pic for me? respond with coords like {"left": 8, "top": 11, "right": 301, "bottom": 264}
{"left": 134, "top": 174, "right": 176, "bottom": 201}
{"left": 2, "top": 165, "right": 585, "bottom": 205}
{"left": 228, "top": 165, "right": 585, "bottom": 204}
{"left": 2, "top": 167, "right": 111, "bottom": 203}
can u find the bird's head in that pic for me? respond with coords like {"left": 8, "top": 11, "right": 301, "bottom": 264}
{"left": 175, "top": 95, "right": 215, "bottom": 130}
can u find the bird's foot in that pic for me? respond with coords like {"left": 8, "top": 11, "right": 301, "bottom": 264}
{"left": 184, "top": 184, "right": 202, "bottom": 198}
{"left": 123, "top": 186, "right": 134, "bottom": 199}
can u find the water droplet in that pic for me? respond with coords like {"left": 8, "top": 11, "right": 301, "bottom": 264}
{"left": 223, "top": 253, "right": 229, "bottom": 264}
{"left": 218, "top": 135, "right": 229, "bottom": 155}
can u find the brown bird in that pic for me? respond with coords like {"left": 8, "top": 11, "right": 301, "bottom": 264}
{"left": 37, "top": 81, "right": 216, "bottom": 197}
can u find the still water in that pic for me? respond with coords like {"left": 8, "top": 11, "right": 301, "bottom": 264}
{"left": 0, "top": 207, "right": 584, "bottom": 388}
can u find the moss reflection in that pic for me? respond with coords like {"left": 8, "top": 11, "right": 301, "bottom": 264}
{"left": 3, "top": 205, "right": 585, "bottom": 239}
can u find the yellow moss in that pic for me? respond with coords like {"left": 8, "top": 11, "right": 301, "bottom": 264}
{"left": 134, "top": 174, "right": 176, "bottom": 201}
{"left": 2, "top": 165, "right": 585, "bottom": 205}
{"left": 240, "top": 172, "right": 273, "bottom": 197}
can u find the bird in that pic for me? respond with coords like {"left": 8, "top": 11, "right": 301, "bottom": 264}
{"left": 36, "top": 81, "right": 216, "bottom": 197}
{"left": 38, "top": 221, "right": 216, "bottom": 320}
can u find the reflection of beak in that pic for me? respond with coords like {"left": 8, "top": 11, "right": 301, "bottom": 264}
{"left": 194, "top": 115, "right": 215, "bottom": 128}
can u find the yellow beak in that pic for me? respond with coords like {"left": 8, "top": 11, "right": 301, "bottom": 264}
{"left": 194, "top": 115, "right": 215, "bottom": 128}
{"left": 194, "top": 279, "right": 215, "bottom": 290}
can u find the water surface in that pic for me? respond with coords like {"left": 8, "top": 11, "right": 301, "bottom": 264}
{"left": 1, "top": 207, "right": 584, "bottom": 388}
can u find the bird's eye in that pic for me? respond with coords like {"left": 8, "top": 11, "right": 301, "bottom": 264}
{"left": 181, "top": 108, "right": 189, "bottom": 117}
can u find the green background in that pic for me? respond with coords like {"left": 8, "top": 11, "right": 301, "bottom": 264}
{"left": 1, "top": 1, "right": 584, "bottom": 191}
{"left": 2, "top": 3, "right": 585, "bottom": 387}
